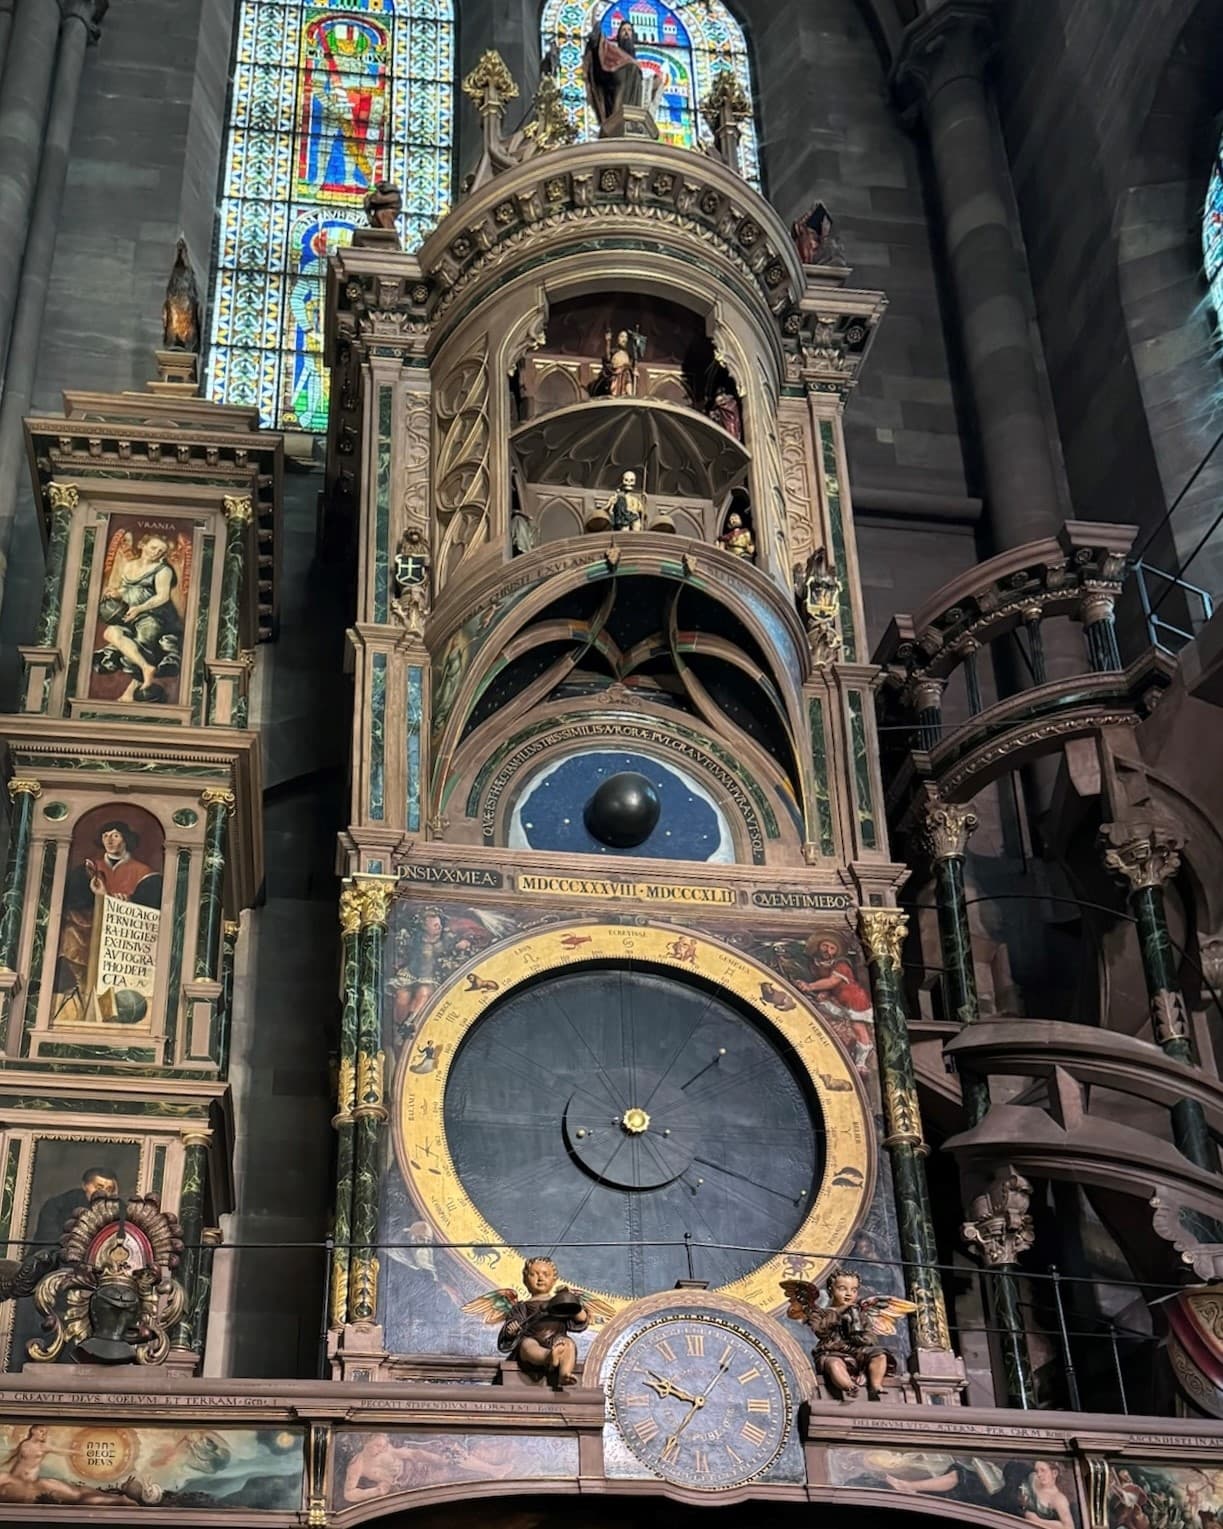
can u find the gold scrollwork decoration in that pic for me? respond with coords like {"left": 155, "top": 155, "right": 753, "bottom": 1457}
{"left": 222, "top": 495, "right": 254, "bottom": 524}
{"left": 350, "top": 878, "right": 395, "bottom": 930}
{"left": 47, "top": 483, "right": 80, "bottom": 512}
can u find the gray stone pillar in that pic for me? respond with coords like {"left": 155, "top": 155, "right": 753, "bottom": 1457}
{"left": 893, "top": 3, "right": 1061, "bottom": 550}
{"left": 0, "top": 0, "right": 15, "bottom": 81}
{"left": 0, "top": 0, "right": 103, "bottom": 612}
{"left": 0, "top": 0, "right": 67, "bottom": 377}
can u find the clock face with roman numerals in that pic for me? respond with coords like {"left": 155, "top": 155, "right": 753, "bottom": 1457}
{"left": 608, "top": 1314, "right": 790, "bottom": 1490}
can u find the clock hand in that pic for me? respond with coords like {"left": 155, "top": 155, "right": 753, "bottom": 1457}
{"left": 644, "top": 1370, "right": 699, "bottom": 1406}
{"left": 661, "top": 1350, "right": 732, "bottom": 1453}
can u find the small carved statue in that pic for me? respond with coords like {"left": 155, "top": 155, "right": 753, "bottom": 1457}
{"left": 162, "top": 237, "right": 201, "bottom": 352}
{"left": 791, "top": 202, "right": 846, "bottom": 267}
{"left": 719, "top": 511, "right": 756, "bottom": 560}
{"left": 10, "top": 1193, "right": 186, "bottom": 1367}
{"left": 391, "top": 527, "right": 431, "bottom": 636}
{"left": 707, "top": 386, "right": 744, "bottom": 441}
{"left": 781, "top": 1268, "right": 914, "bottom": 1403}
{"left": 583, "top": 21, "right": 644, "bottom": 130}
{"left": 462, "top": 1256, "right": 613, "bottom": 1388}
{"left": 591, "top": 325, "right": 646, "bottom": 399}
{"left": 586, "top": 470, "right": 647, "bottom": 533}
{"left": 363, "top": 180, "right": 403, "bottom": 231}
{"left": 794, "top": 548, "right": 842, "bottom": 668}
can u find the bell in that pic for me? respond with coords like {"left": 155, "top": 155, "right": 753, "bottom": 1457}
{"left": 649, "top": 512, "right": 676, "bottom": 533}
{"left": 547, "top": 1286, "right": 583, "bottom": 1317}
{"left": 584, "top": 510, "right": 611, "bottom": 533}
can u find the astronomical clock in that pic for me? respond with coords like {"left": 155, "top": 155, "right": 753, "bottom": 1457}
{"left": 321, "top": 34, "right": 958, "bottom": 1436}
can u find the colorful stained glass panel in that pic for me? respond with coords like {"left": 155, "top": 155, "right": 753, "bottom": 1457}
{"left": 1205, "top": 156, "right": 1223, "bottom": 315}
{"left": 542, "top": 0, "right": 759, "bottom": 187}
{"left": 208, "top": 0, "right": 454, "bottom": 430}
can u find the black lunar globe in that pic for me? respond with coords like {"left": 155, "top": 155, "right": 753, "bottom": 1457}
{"left": 583, "top": 770, "right": 661, "bottom": 848}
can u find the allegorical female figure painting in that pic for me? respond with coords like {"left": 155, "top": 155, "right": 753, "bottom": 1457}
{"left": 91, "top": 519, "right": 190, "bottom": 706}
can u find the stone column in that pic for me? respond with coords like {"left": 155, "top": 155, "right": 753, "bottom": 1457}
{"left": 909, "top": 677, "right": 945, "bottom": 754}
{"left": 33, "top": 483, "right": 78, "bottom": 647}
{"left": 0, "top": 779, "right": 40, "bottom": 971}
{"left": 0, "top": 0, "right": 65, "bottom": 383}
{"left": 329, "top": 888, "right": 361, "bottom": 1330}
{"left": 194, "top": 789, "right": 235, "bottom": 985}
{"left": 0, "top": 0, "right": 14, "bottom": 78}
{"left": 0, "top": 0, "right": 103, "bottom": 610}
{"left": 1080, "top": 586, "right": 1122, "bottom": 673}
{"left": 962, "top": 1166, "right": 1036, "bottom": 1408}
{"left": 216, "top": 496, "right": 253, "bottom": 664}
{"left": 1099, "top": 823, "right": 1216, "bottom": 1171}
{"left": 914, "top": 785, "right": 990, "bottom": 1124}
{"left": 858, "top": 907, "right": 961, "bottom": 1397}
{"left": 190, "top": 1227, "right": 223, "bottom": 1361}
{"left": 171, "top": 1127, "right": 212, "bottom": 1356}
{"left": 347, "top": 876, "right": 394, "bottom": 1325}
{"left": 894, "top": 3, "right": 1062, "bottom": 548}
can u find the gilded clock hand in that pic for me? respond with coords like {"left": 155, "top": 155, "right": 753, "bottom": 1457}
{"left": 660, "top": 1346, "right": 734, "bottom": 1453}
{"left": 645, "top": 1370, "right": 700, "bottom": 1405}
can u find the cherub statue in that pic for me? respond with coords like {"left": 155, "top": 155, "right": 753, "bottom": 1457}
{"left": 719, "top": 511, "right": 755, "bottom": 560}
{"left": 781, "top": 1267, "right": 914, "bottom": 1403}
{"left": 462, "top": 1255, "right": 613, "bottom": 1388}
{"left": 586, "top": 470, "right": 647, "bottom": 534}
{"left": 591, "top": 325, "right": 646, "bottom": 398}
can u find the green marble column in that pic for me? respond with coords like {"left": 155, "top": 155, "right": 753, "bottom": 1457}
{"left": 0, "top": 780, "right": 40, "bottom": 972}
{"left": 194, "top": 789, "right": 235, "bottom": 983}
{"left": 962, "top": 1167, "right": 1037, "bottom": 1409}
{"left": 217, "top": 496, "right": 253, "bottom": 663}
{"left": 190, "top": 1227, "right": 223, "bottom": 1362}
{"left": 34, "top": 482, "right": 78, "bottom": 648}
{"left": 915, "top": 786, "right": 990, "bottom": 1126}
{"left": 348, "top": 877, "right": 394, "bottom": 1325}
{"left": 858, "top": 908, "right": 954, "bottom": 1359}
{"left": 217, "top": 920, "right": 240, "bottom": 1076}
{"left": 171, "top": 1128, "right": 211, "bottom": 1355}
{"left": 1099, "top": 823, "right": 1217, "bottom": 1173}
{"left": 330, "top": 889, "right": 362, "bottom": 1330}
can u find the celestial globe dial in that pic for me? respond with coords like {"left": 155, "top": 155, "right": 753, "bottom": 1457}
{"left": 443, "top": 965, "right": 823, "bottom": 1301}
{"left": 608, "top": 1314, "right": 790, "bottom": 1489}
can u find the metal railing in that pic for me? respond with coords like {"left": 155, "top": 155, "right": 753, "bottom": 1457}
{"left": 1132, "top": 557, "right": 1215, "bottom": 652}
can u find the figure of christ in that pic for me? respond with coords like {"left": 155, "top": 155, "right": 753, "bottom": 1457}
{"left": 497, "top": 1257, "right": 589, "bottom": 1388}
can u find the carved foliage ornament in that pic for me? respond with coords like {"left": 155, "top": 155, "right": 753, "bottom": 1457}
{"left": 962, "top": 1168, "right": 1035, "bottom": 1268}
{"left": 1098, "top": 821, "right": 1183, "bottom": 892}
{"left": 915, "top": 785, "right": 978, "bottom": 863}
{"left": 858, "top": 908, "right": 908, "bottom": 970}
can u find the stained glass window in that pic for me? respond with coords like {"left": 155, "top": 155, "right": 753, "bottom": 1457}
{"left": 1205, "top": 153, "right": 1223, "bottom": 318}
{"left": 542, "top": 0, "right": 760, "bottom": 189}
{"left": 208, "top": 0, "right": 454, "bottom": 431}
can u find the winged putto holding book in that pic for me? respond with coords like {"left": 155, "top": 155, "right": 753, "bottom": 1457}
{"left": 462, "top": 1255, "right": 614, "bottom": 1388}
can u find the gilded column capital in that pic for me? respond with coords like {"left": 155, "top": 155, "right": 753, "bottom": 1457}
{"left": 46, "top": 482, "right": 80, "bottom": 512}
{"left": 350, "top": 877, "right": 395, "bottom": 930}
{"left": 7, "top": 780, "right": 41, "bottom": 802}
{"left": 339, "top": 888, "right": 363, "bottom": 938}
{"left": 962, "top": 1167, "right": 1035, "bottom": 1267}
{"left": 201, "top": 1227, "right": 223, "bottom": 1248}
{"left": 1079, "top": 585, "right": 1116, "bottom": 626}
{"left": 223, "top": 920, "right": 241, "bottom": 941}
{"left": 199, "top": 788, "right": 237, "bottom": 815}
{"left": 915, "top": 785, "right": 978, "bottom": 863}
{"left": 906, "top": 675, "right": 945, "bottom": 713}
{"left": 1098, "top": 821, "right": 1182, "bottom": 892}
{"left": 180, "top": 1128, "right": 214, "bottom": 1150}
{"left": 222, "top": 495, "right": 254, "bottom": 525}
{"left": 858, "top": 907, "right": 908, "bottom": 970}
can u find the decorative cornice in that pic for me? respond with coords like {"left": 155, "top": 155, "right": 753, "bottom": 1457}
{"left": 1099, "top": 821, "right": 1183, "bottom": 892}
{"left": 858, "top": 907, "right": 908, "bottom": 970}
{"left": 914, "top": 783, "right": 978, "bottom": 863}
